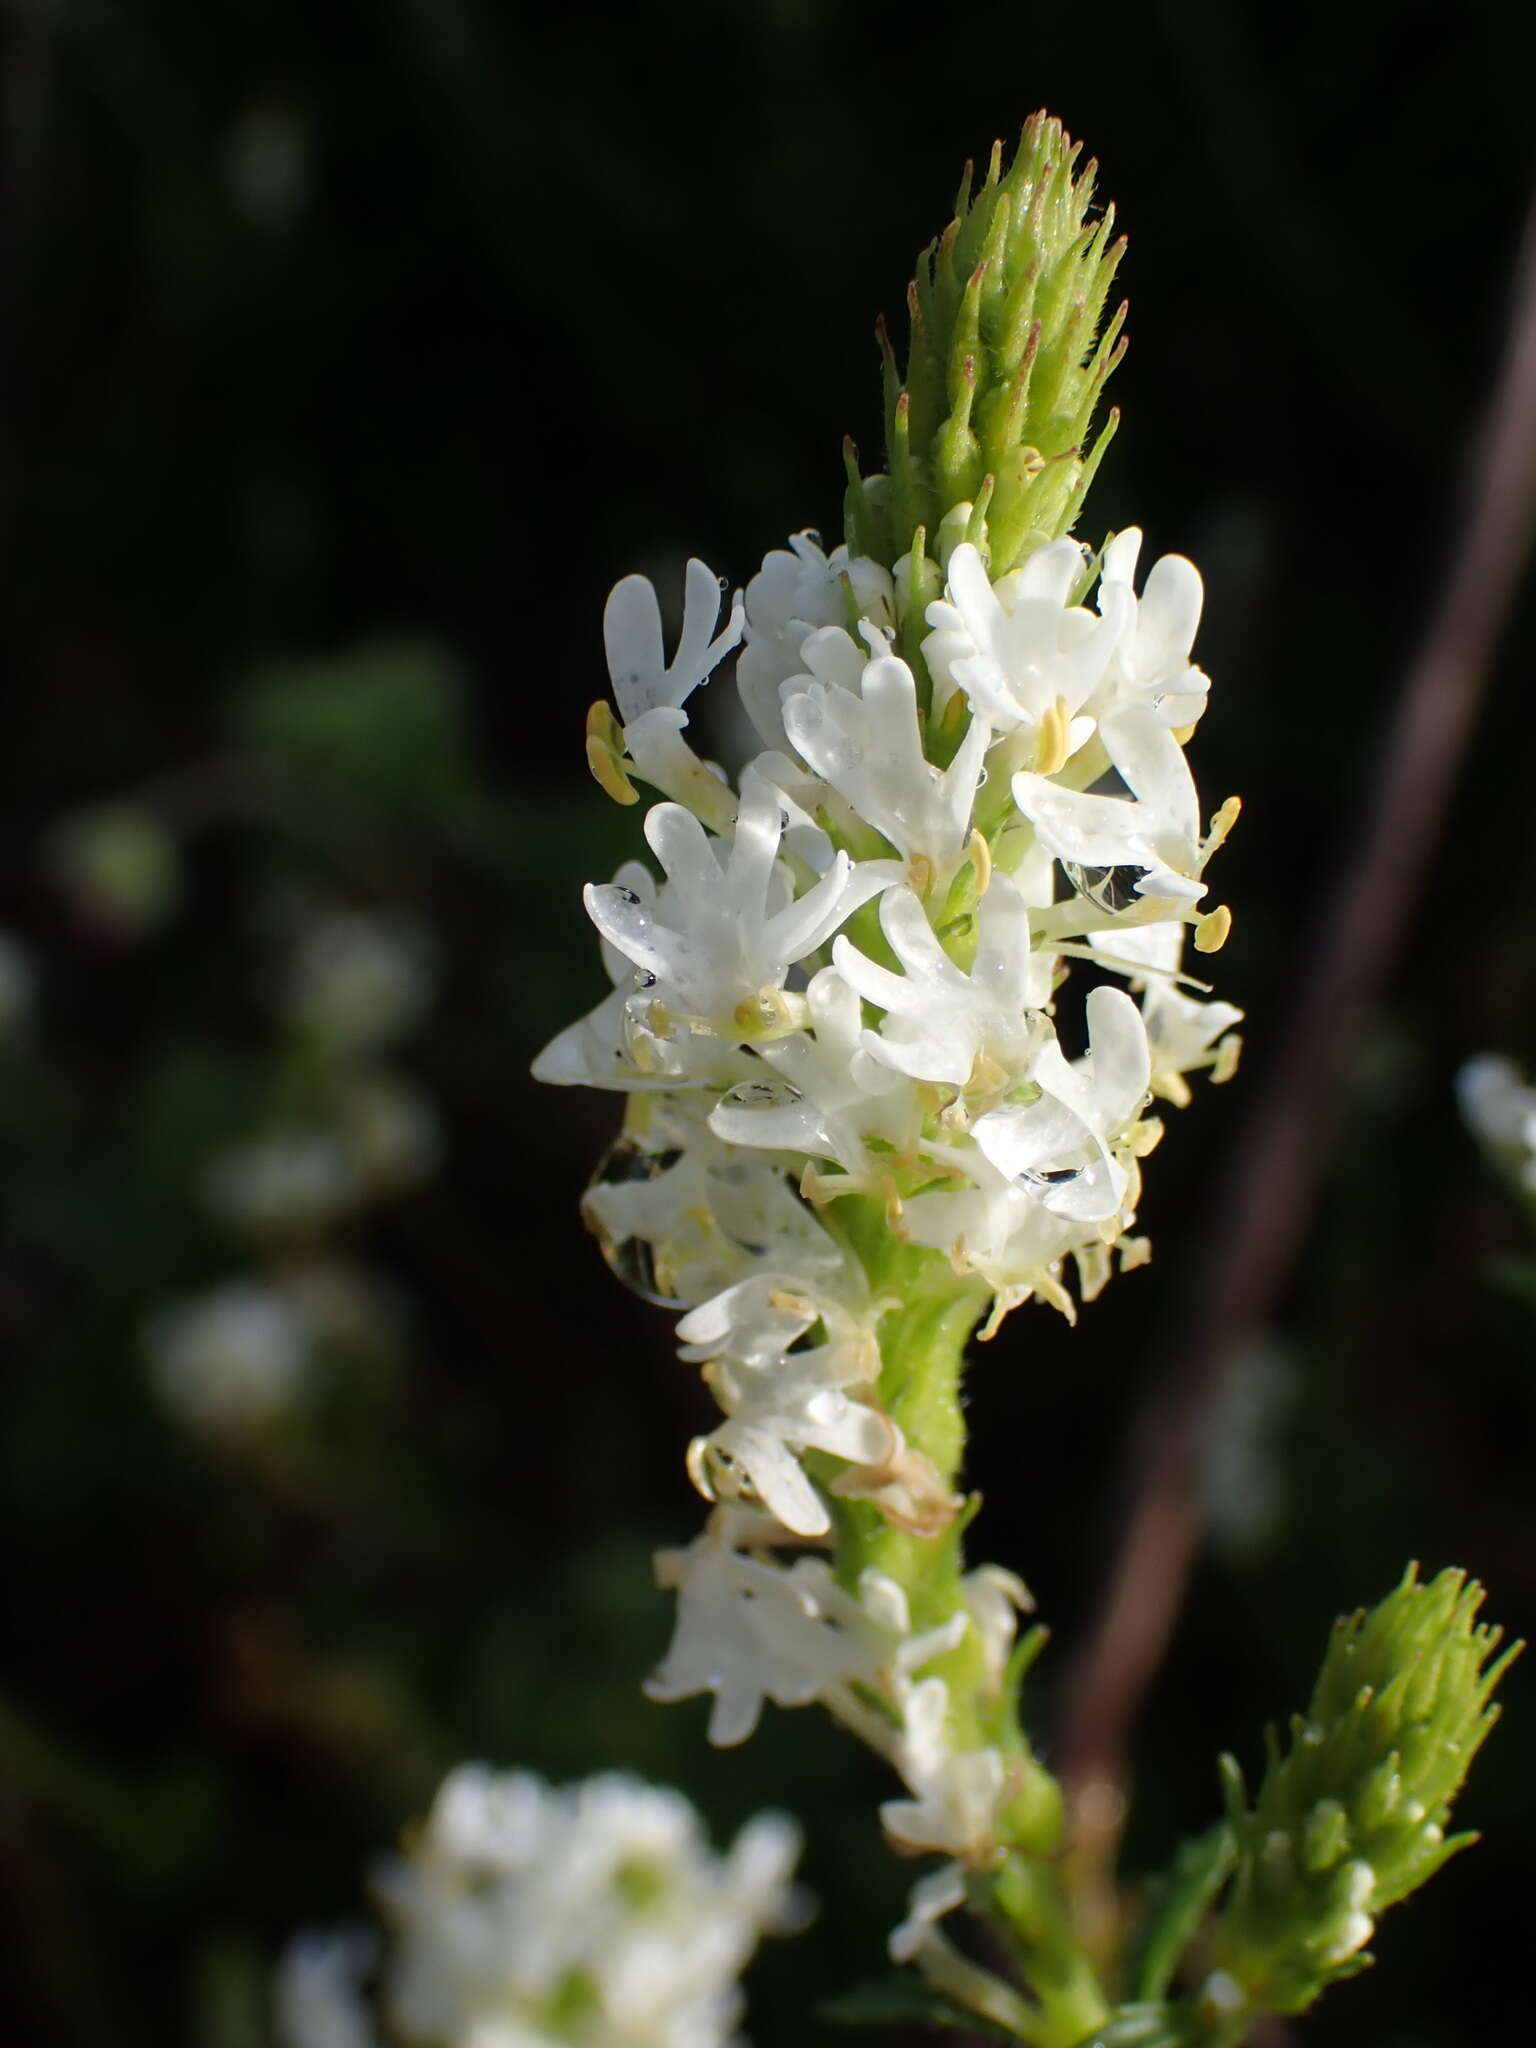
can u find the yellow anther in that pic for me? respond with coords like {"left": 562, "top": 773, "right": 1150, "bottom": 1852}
{"left": 1119, "top": 1236, "right": 1152, "bottom": 1272}
{"left": 907, "top": 853, "right": 936, "bottom": 897}
{"left": 584, "top": 701, "right": 638, "bottom": 805}
{"left": 966, "top": 828, "right": 993, "bottom": 895}
{"left": 1034, "top": 695, "right": 1071, "bottom": 777}
{"left": 1194, "top": 904, "right": 1232, "bottom": 954}
{"left": 1212, "top": 1033, "right": 1244, "bottom": 1085}
{"left": 1172, "top": 721, "right": 1198, "bottom": 745}
{"left": 1206, "top": 794, "right": 1242, "bottom": 854}
{"left": 1128, "top": 1115, "right": 1164, "bottom": 1158}
{"left": 940, "top": 689, "right": 970, "bottom": 741}
{"left": 883, "top": 1182, "right": 907, "bottom": 1235}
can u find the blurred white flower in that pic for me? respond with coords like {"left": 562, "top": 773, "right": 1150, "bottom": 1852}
{"left": 146, "top": 1281, "right": 311, "bottom": 1432}
{"left": 336, "top": 1073, "right": 442, "bottom": 1191}
{"left": 274, "top": 1766, "right": 803, "bottom": 2048}
{"left": 1458, "top": 1051, "right": 1536, "bottom": 1194}
{"left": 284, "top": 909, "right": 435, "bottom": 1054}
{"left": 204, "top": 1128, "right": 362, "bottom": 1234}
{"left": 275, "top": 1930, "right": 379, "bottom": 2048}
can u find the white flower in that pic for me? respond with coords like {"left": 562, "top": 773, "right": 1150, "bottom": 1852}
{"left": 970, "top": 985, "right": 1152, "bottom": 1225}
{"left": 367, "top": 1764, "right": 801, "bottom": 2048}
{"left": 203, "top": 1127, "right": 361, "bottom": 1234}
{"left": 146, "top": 1282, "right": 311, "bottom": 1432}
{"left": 888, "top": 1863, "right": 968, "bottom": 1963}
{"left": 679, "top": 1267, "right": 892, "bottom": 1534}
{"left": 880, "top": 1676, "right": 1009, "bottom": 1862}
{"left": 534, "top": 862, "right": 753, "bottom": 1094}
{"left": 1089, "top": 527, "right": 1209, "bottom": 729}
{"left": 707, "top": 966, "right": 921, "bottom": 1182}
{"left": 283, "top": 909, "right": 434, "bottom": 1053}
{"left": 1013, "top": 702, "right": 1212, "bottom": 912}
{"left": 923, "top": 538, "right": 1120, "bottom": 740}
{"left": 605, "top": 559, "right": 744, "bottom": 725}
{"left": 645, "top": 1510, "right": 882, "bottom": 1744}
{"left": 901, "top": 1154, "right": 1096, "bottom": 1323}
{"left": 738, "top": 533, "right": 894, "bottom": 751}
{"left": 582, "top": 1116, "right": 846, "bottom": 1312}
{"left": 583, "top": 775, "right": 892, "bottom": 1035}
{"left": 1089, "top": 921, "right": 1242, "bottom": 1105}
{"left": 275, "top": 1929, "right": 380, "bottom": 2048}
{"left": 602, "top": 560, "right": 744, "bottom": 829}
{"left": 781, "top": 628, "right": 991, "bottom": 885}
{"left": 833, "top": 875, "right": 1050, "bottom": 1090}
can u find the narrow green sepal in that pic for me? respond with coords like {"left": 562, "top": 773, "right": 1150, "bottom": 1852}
{"left": 1128, "top": 1823, "right": 1237, "bottom": 2005}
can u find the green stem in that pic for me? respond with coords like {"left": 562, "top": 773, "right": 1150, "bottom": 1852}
{"left": 822, "top": 1196, "right": 1112, "bottom": 2041}
{"left": 988, "top": 1853, "right": 1114, "bottom": 2047}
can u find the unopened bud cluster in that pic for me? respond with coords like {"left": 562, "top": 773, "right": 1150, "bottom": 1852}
{"left": 1210, "top": 1567, "right": 1514, "bottom": 2018}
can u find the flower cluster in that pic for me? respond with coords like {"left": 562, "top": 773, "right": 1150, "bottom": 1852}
{"left": 538, "top": 527, "right": 1239, "bottom": 1518}
{"left": 537, "top": 519, "right": 1240, "bottom": 1945}
{"left": 274, "top": 1766, "right": 803, "bottom": 2048}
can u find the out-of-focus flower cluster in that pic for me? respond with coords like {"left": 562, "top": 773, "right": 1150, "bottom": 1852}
{"left": 1458, "top": 1051, "right": 1536, "bottom": 1201}
{"left": 144, "top": 903, "right": 438, "bottom": 1440}
{"left": 275, "top": 1766, "right": 804, "bottom": 2048}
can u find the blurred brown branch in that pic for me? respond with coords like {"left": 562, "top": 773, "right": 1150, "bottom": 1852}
{"left": 1056, "top": 180, "right": 1536, "bottom": 1883}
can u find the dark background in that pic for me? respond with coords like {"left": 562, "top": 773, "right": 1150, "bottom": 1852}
{"left": 2, "top": 2, "right": 1535, "bottom": 2042}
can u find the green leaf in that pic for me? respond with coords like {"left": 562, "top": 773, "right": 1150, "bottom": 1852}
{"left": 821, "top": 1975, "right": 1016, "bottom": 2039}
{"left": 1128, "top": 1823, "right": 1236, "bottom": 2004}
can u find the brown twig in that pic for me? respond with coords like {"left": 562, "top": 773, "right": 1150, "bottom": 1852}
{"left": 1056, "top": 184, "right": 1536, "bottom": 1872}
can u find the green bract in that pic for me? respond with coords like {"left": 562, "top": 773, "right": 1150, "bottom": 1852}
{"left": 844, "top": 110, "right": 1126, "bottom": 585}
{"left": 1210, "top": 1565, "right": 1516, "bottom": 2020}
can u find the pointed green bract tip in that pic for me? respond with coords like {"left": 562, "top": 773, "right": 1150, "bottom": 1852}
{"left": 1211, "top": 1566, "right": 1518, "bottom": 2019}
{"left": 844, "top": 110, "right": 1127, "bottom": 582}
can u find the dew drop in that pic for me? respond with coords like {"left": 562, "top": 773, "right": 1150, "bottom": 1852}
{"left": 581, "top": 1136, "right": 688, "bottom": 1307}
{"left": 722, "top": 1079, "right": 805, "bottom": 1111}
{"left": 1018, "top": 1164, "right": 1082, "bottom": 1190}
{"left": 1064, "top": 862, "right": 1148, "bottom": 914}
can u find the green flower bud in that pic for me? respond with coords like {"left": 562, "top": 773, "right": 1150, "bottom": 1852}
{"left": 1211, "top": 1565, "right": 1517, "bottom": 2018}
{"left": 844, "top": 110, "right": 1126, "bottom": 582}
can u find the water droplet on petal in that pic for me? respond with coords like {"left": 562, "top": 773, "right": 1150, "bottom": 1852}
{"left": 721, "top": 1079, "right": 805, "bottom": 1111}
{"left": 582, "top": 1136, "right": 687, "bottom": 1307}
{"left": 1064, "top": 862, "right": 1148, "bottom": 914}
{"left": 1018, "top": 1164, "right": 1081, "bottom": 1190}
